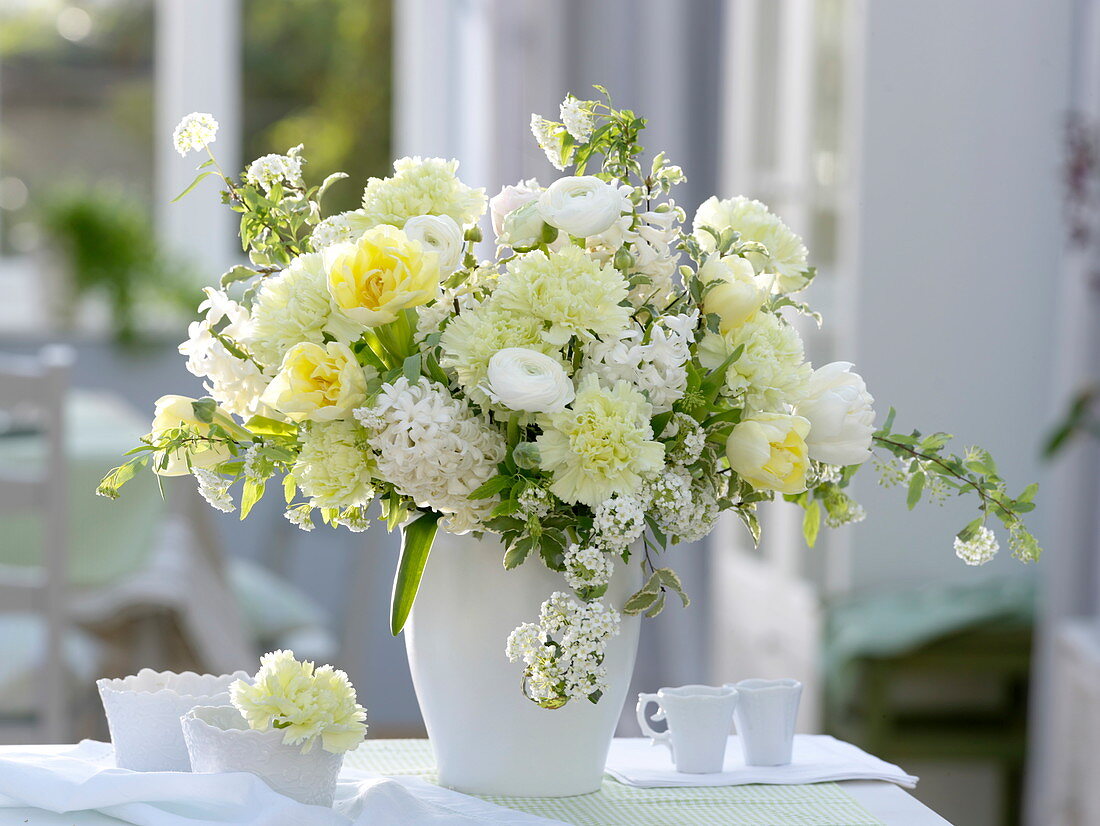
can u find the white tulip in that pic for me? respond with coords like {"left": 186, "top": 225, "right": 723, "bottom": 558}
{"left": 538, "top": 175, "right": 626, "bottom": 239}
{"left": 404, "top": 214, "right": 464, "bottom": 276}
{"left": 699, "top": 254, "right": 771, "bottom": 332}
{"left": 498, "top": 201, "right": 549, "bottom": 250}
{"left": 795, "top": 362, "right": 875, "bottom": 466}
{"left": 485, "top": 348, "right": 575, "bottom": 414}
{"left": 489, "top": 178, "right": 541, "bottom": 238}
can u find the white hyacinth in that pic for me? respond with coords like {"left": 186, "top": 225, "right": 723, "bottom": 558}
{"left": 563, "top": 545, "right": 614, "bottom": 593}
{"left": 245, "top": 149, "right": 305, "bottom": 194}
{"left": 581, "top": 311, "right": 697, "bottom": 413}
{"left": 193, "top": 468, "right": 234, "bottom": 513}
{"left": 954, "top": 526, "right": 999, "bottom": 566}
{"left": 506, "top": 592, "right": 621, "bottom": 707}
{"left": 172, "top": 112, "right": 219, "bottom": 157}
{"left": 356, "top": 377, "right": 505, "bottom": 533}
{"left": 178, "top": 288, "right": 270, "bottom": 419}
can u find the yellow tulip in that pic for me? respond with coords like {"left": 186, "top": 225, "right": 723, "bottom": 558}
{"left": 323, "top": 224, "right": 440, "bottom": 326}
{"left": 725, "top": 412, "right": 811, "bottom": 495}
{"left": 261, "top": 342, "right": 369, "bottom": 422}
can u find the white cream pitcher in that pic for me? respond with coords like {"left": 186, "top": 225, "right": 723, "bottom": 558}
{"left": 635, "top": 684, "right": 739, "bottom": 773}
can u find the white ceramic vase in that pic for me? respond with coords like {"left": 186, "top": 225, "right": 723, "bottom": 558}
{"left": 405, "top": 530, "right": 643, "bottom": 797}
{"left": 97, "top": 669, "right": 249, "bottom": 771}
{"left": 182, "top": 705, "right": 344, "bottom": 807}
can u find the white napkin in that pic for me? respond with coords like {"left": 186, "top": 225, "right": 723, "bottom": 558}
{"left": 0, "top": 741, "right": 564, "bottom": 826}
{"left": 605, "top": 735, "right": 918, "bottom": 789}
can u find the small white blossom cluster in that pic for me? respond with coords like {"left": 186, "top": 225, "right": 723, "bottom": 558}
{"left": 285, "top": 504, "right": 315, "bottom": 532}
{"left": 517, "top": 485, "right": 553, "bottom": 521}
{"left": 193, "top": 468, "right": 234, "bottom": 513}
{"left": 172, "top": 112, "right": 218, "bottom": 157}
{"left": 627, "top": 202, "right": 683, "bottom": 302}
{"left": 825, "top": 501, "right": 866, "bottom": 528}
{"left": 560, "top": 95, "right": 594, "bottom": 142}
{"left": 564, "top": 544, "right": 614, "bottom": 592}
{"left": 245, "top": 148, "right": 304, "bottom": 194}
{"left": 505, "top": 592, "right": 620, "bottom": 707}
{"left": 591, "top": 493, "right": 646, "bottom": 552}
{"left": 531, "top": 115, "right": 567, "bottom": 171}
{"left": 178, "top": 288, "right": 269, "bottom": 419}
{"left": 356, "top": 377, "right": 505, "bottom": 533}
{"left": 645, "top": 470, "right": 717, "bottom": 543}
{"left": 664, "top": 412, "right": 706, "bottom": 467}
{"left": 954, "top": 525, "right": 999, "bottom": 566}
{"left": 309, "top": 209, "right": 368, "bottom": 250}
{"left": 582, "top": 312, "right": 697, "bottom": 413}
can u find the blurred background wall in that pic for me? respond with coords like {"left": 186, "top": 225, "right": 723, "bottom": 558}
{"left": 2, "top": 2, "right": 1096, "bottom": 824}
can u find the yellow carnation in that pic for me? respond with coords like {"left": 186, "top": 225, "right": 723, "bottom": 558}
{"left": 537, "top": 375, "right": 664, "bottom": 506}
{"left": 230, "top": 649, "right": 367, "bottom": 754}
{"left": 725, "top": 412, "right": 810, "bottom": 495}
{"left": 324, "top": 224, "right": 440, "bottom": 327}
{"left": 495, "top": 246, "right": 631, "bottom": 346}
{"left": 360, "top": 156, "right": 486, "bottom": 228}
{"left": 261, "top": 341, "right": 371, "bottom": 422}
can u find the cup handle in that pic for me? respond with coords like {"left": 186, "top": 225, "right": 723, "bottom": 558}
{"left": 635, "top": 693, "right": 672, "bottom": 754}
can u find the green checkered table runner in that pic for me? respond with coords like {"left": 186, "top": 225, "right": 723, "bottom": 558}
{"left": 344, "top": 739, "right": 885, "bottom": 826}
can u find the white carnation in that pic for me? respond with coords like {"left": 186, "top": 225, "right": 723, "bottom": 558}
{"left": 292, "top": 420, "right": 376, "bottom": 510}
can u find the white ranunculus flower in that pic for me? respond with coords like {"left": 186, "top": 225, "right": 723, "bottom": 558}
{"left": 538, "top": 176, "right": 625, "bottom": 239}
{"left": 485, "top": 348, "right": 575, "bottom": 414}
{"left": 404, "top": 214, "right": 464, "bottom": 275}
{"left": 795, "top": 361, "right": 875, "bottom": 466}
{"left": 490, "top": 178, "right": 541, "bottom": 238}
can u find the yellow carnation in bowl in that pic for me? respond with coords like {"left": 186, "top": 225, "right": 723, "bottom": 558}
{"left": 261, "top": 341, "right": 371, "bottom": 422}
{"left": 324, "top": 223, "right": 441, "bottom": 327}
{"left": 230, "top": 649, "right": 367, "bottom": 754}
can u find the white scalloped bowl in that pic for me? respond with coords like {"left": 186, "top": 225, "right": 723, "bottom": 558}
{"left": 182, "top": 705, "right": 344, "bottom": 807}
{"left": 97, "top": 669, "right": 250, "bottom": 772}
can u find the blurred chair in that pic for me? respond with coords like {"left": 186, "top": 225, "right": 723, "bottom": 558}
{"left": 0, "top": 346, "right": 76, "bottom": 742}
{"left": 824, "top": 578, "right": 1035, "bottom": 826}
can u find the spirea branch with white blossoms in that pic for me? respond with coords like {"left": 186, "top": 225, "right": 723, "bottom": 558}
{"left": 102, "top": 92, "right": 1041, "bottom": 713}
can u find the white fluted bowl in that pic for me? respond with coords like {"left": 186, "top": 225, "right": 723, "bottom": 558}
{"left": 182, "top": 706, "right": 344, "bottom": 807}
{"left": 97, "top": 669, "right": 249, "bottom": 772}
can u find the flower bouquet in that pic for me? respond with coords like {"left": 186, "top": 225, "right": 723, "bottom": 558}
{"left": 102, "top": 89, "right": 1040, "bottom": 794}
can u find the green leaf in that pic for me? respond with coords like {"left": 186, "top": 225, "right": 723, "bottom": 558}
{"left": 802, "top": 500, "right": 822, "bottom": 547}
{"left": 504, "top": 536, "right": 536, "bottom": 569}
{"left": 390, "top": 511, "right": 441, "bottom": 636}
{"left": 317, "top": 172, "right": 349, "bottom": 200}
{"left": 737, "top": 508, "right": 762, "bottom": 546}
{"left": 655, "top": 567, "right": 690, "bottom": 608}
{"left": 468, "top": 475, "right": 512, "bottom": 500}
{"left": 191, "top": 398, "right": 217, "bottom": 424}
{"left": 402, "top": 353, "right": 422, "bottom": 383}
{"left": 220, "top": 265, "right": 257, "bottom": 288}
{"left": 907, "top": 472, "right": 926, "bottom": 510}
{"left": 172, "top": 170, "right": 216, "bottom": 203}
{"left": 644, "top": 591, "right": 667, "bottom": 618}
{"left": 1018, "top": 482, "right": 1039, "bottom": 504}
{"left": 283, "top": 474, "right": 297, "bottom": 504}
{"left": 96, "top": 459, "right": 143, "bottom": 499}
{"left": 623, "top": 588, "right": 660, "bottom": 615}
{"left": 244, "top": 415, "right": 297, "bottom": 437}
{"left": 240, "top": 478, "right": 265, "bottom": 520}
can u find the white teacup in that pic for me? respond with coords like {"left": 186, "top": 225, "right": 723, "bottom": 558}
{"left": 636, "top": 684, "right": 738, "bottom": 773}
{"left": 727, "top": 678, "right": 802, "bottom": 766}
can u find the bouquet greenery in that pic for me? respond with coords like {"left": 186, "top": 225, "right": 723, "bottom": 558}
{"left": 101, "top": 90, "right": 1040, "bottom": 709}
